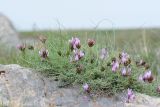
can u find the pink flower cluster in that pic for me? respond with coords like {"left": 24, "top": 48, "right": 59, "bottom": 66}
{"left": 83, "top": 83, "right": 90, "bottom": 93}
{"left": 139, "top": 70, "right": 153, "bottom": 83}
{"left": 69, "top": 37, "right": 81, "bottom": 50}
{"left": 69, "top": 37, "right": 85, "bottom": 62}
{"left": 121, "top": 67, "right": 131, "bottom": 76}
{"left": 126, "top": 88, "right": 135, "bottom": 103}
{"left": 119, "top": 52, "right": 131, "bottom": 66}
{"left": 110, "top": 52, "right": 132, "bottom": 75}
{"left": 111, "top": 59, "right": 119, "bottom": 72}
{"left": 121, "top": 52, "right": 130, "bottom": 64}
{"left": 73, "top": 50, "right": 85, "bottom": 61}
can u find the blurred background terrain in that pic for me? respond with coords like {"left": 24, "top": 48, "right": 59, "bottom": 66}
{"left": 0, "top": 0, "right": 160, "bottom": 74}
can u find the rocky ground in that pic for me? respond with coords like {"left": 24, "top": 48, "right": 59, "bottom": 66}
{"left": 0, "top": 64, "right": 160, "bottom": 107}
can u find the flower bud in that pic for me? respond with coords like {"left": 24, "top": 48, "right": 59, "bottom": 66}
{"left": 87, "top": 39, "right": 95, "bottom": 47}
{"left": 17, "top": 44, "right": 26, "bottom": 52}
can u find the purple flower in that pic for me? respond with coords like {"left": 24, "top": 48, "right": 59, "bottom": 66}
{"left": 83, "top": 83, "right": 90, "bottom": 93}
{"left": 126, "top": 88, "right": 135, "bottom": 103}
{"left": 17, "top": 44, "right": 26, "bottom": 51}
{"left": 69, "top": 37, "right": 81, "bottom": 50}
{"left": 99, "top": 48, "right": 108, "bottom": 60}
{"left": 138, "top": 70, "right": 154, "bottom": 83}
{"left": 143, "top": 70, "right": 153, "bottom": 83}
{"left": 111, "top": 60, "right": 119, "bottom": 72}
{"left": 39, "top": 48, "right": 49, "bottom": 61}
{"left": 75, "top": 54, "right": 79, "bottom": 61}
{"left": 121, "top": 67, "right": 131, "bottom": 76}
{"left": 119, "top": 52, "right": 130, "bottom": 65}
{"left": 79, "top": 51, "right": 85, "bottom": 58}
{"left": 73, "top": 50, "right": 85, "bottom": 61}
{"left": 122, "top": 52, "right": 129, "bottom": 62}
{"left": 121, "top": 67, "right": 127, "bottom": 76}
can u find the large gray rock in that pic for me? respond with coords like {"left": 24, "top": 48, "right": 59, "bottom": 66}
{"left": 0, "top": 13, "right": 19, "bottom": 47}
{"left": 0, "top": 64, "right": 160, "bottom": 107}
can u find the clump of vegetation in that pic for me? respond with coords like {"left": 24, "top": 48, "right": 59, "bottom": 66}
{"left": 16, "top": 32, "right": 160, "bottom": 99}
